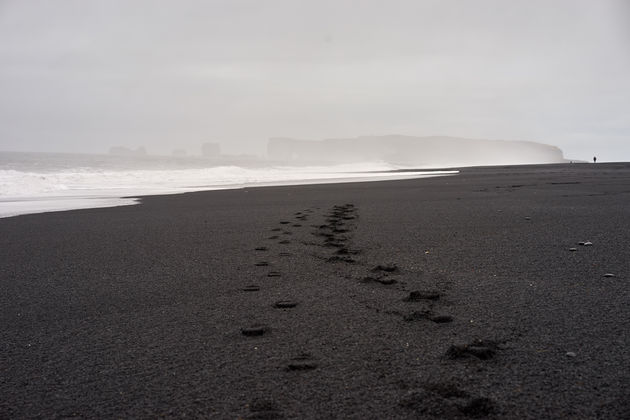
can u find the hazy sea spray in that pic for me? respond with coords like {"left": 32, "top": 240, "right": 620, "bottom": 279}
{"left": 1, "top": 162, "right": 446, "bottom": 197}
{"left": 0, "top": 153, "right": 457, "bottom": 218}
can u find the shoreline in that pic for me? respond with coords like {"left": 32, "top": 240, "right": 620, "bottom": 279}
{"left": 0, "top": 168, "right": 457, "bottom": 219}
{"left": 1, "top": 163, "right": 628, "bottom": 418}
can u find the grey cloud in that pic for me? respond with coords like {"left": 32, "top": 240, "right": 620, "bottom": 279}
{"left": 0, "top": 0, "right": 628, "bottom": 160}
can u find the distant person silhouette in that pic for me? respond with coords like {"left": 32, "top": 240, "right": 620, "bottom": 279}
{"left": 593, "top": 156, "right": 597, "bottom": 163}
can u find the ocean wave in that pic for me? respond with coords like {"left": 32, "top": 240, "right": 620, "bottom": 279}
{"left": 0, "top": 162, "right": 419, "bottom": 198}
{"left": 0, "top": 162, "right": 457, "bottom": 217}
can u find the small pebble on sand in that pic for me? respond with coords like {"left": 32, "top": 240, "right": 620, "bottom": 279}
{"left": 566, "top": 352, "right": 576, "bottom": 357}
{"left": 569, "top": 248, "right": 577, "bottom": 252}
{"left": 603, "top": 273, "right": 615, "bottom": 278}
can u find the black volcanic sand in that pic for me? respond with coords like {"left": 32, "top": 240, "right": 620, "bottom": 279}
{"left": 1, "top": 163, "right": 629, "bottom": 419}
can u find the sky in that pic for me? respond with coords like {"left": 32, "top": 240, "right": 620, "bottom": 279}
{"left": 0, "top": 0, "right": 628, "bottom": 161}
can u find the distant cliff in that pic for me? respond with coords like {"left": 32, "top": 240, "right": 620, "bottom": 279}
{"left": 267, "top": 135, "right": 565, "bottom": 166}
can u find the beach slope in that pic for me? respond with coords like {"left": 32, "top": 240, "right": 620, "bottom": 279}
{"left": 1, "top": 163, "right": 628, "bottom": 419}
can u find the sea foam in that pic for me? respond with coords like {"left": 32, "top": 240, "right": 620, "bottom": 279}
{"left": 0, "top": 159, "right": 457, "bottom": 218}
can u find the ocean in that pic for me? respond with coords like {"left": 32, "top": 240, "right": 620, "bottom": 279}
{"left": 0, "top": 152, "right": 457, "bottom": 218}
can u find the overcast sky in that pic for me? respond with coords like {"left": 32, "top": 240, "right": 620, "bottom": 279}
{"left": 0, "top": 0, "right": 628, "bottom": 160}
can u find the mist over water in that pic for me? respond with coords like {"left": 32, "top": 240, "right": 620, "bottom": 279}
{"left": 0, "top": 1, "right": 628, "bottom": 162}
{"left": 1, "top": 0, "right": 625, "bottom": 217}
{"left": 2, "top": 132, "right": 574, "bottom": 217}
{"left": 267, "top": 135, "right": 566, "bottom": 166}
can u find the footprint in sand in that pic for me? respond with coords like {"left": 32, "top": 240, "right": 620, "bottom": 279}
{"left": 403, "top": 310, "right": 432, "bottom": 322}
{"left": 403, "top": 311, "right": 453, "bottom": 323}
{"left": 324, "top": 235, "right": 345, "bottom": 244}
{"left": 430, "top": 315, "right": 454, "bottom": 323}
{"left": 247, "top": 398, "right": 282, "bottom": 419}
{"left": 399, "top": 382, "right": 495, "bottom": 418}
{"left": 335, "top": 247, "right": 360, "bottom": 255}
{"left": 286, "top": 353, "right": 318, "bottom": 371}
{"left": 273, "top": 300, "right": 298, "bottom": 309}
{"left": 317, "top": 232, "right": 334, "bottom": 239}
{"left": 404, "top": 290, "right": 440, "bottom": 301}
{"left": 362, "top": 276, "right": 397, "bottom": 285}
{"left": 241, "top": 326, "right": 268, "bottom": 337}
{"left": 445, "top": 339, "right": 501, "bottom": 360}
{"left": 326, "top": 255, "right": 356, "bottom": 263}
{"left": 459, "top": 397, "right": 496, "bottom": 417}
{"left": 371, "top": 264, "right": 400, "bottom": 274}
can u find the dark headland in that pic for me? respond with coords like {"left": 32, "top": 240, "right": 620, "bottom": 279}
{"left": 1, "top": 163, "right": 628, "bottom": 419}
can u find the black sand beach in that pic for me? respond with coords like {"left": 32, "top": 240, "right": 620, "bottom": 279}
{"left": 1, "top": 163, "right": 629, "bottom": 419}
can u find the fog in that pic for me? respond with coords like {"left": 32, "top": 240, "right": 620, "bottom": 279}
{"left": 0, "top": 0, "right": 628, "bottom": 162}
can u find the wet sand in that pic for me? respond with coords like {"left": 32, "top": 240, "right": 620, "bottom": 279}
{"left": 1, "top": 163, "right": 629, "bottom": 419}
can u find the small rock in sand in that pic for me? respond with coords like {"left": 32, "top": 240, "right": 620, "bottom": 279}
{"left": 569, "top": 248, "right": 577, "bottom": 252}
{"left": 566, "top": 352, "right": 576, "bottom": 357}
{"left": 603, "top": 273, "right": 616, "bottom": 278}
